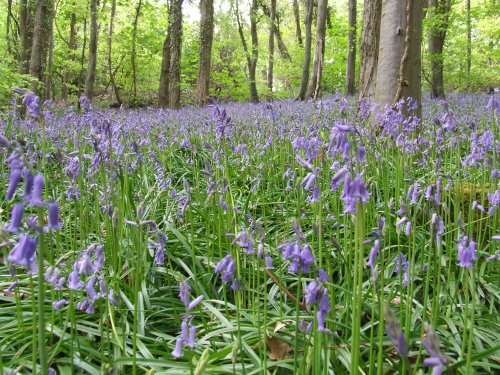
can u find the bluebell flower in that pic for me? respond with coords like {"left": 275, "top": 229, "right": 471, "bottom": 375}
{"left": 68, "top": 270, "right": 84, "bottom": 290}
{"left": 29, "top": 174, "right": 45, "bottom": 206}
{"left": 6, "top": 168, "right": 22, "bottom": 200}
{"left": 53, "top": 299, "right": 68, "bottom": 310}
{"left": 5, "top": 203, "right": 24, "bottom": 233}
{"left": 187, "top": 295, "right": 204, "bottom": 311}
{"left": 47, "top": 202, "right": 62, "bottom": 230}
{"left": 85, "top": 276, "right": 99, "bottom": 300}
{"left": 457, "top": 236, "right": 477, "bottom": 268}
{"left": 385, "top": 307, "right": 408, "bottom": 358}
{"left": 221, "top": 260, "right": 235, "bottom": 283}
{"left": 422, "top": 323, "right": 447, "bottom": 374}
{"left": 8, "top": 235, "right": 37, "bottom": 268}
{"left": 230, "top": 277, "right": 242, "bottom": 291}
{"left": 22, "top": 92, "right": 40, "bottom": 118}
{"left": 172, "top": 337, "right": 184, "bottom": 358}
{"left": 265, "top": 255, "right": 273, "bottom": 269}
{"left": 179, "top": 282, "right": 191, "bottom": 308}
{"left": 23, "top": 169, "right": 34, "bottom": 198}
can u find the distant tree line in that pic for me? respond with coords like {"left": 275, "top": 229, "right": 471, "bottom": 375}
{"left": 1, "top": 0, "right": 498, "bottom": 110}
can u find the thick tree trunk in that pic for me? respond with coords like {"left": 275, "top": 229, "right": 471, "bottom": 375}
{"left": 131, "top": 0, "right": 143, "bottom": 102}
{"left": 293, "top": 0, "right": 303, "bottom": 46}
{"left": 62, "top": 12, "right": 77, "bottom": 101}
{"left": 297, "top": 0, "right": 313, "bottom": 100}
{"left": 107, "top": 0, "right": 122, "bottom": 105}
{"left": 84, "top": 0, "right": 99, "bottom": 101}
{"left": 196, "top": 0, "right": 214, "bottom": 107}
{"left": 267, "top": 0, "right": 276, "bottom": 95}
{"left": 359, "top": 0, "right": 381, "bottom": 102}
{"left": 168, "top": 0, "right": 183, "bottom": 109}
{"left": 345, "top": 0, "right": 356, "bottom": 96}
{"left": 428, "top": 0, "right": 451, "bottom": 99}
{"left": 306, "top": 0, "right": 328, "bottom": 100}
{"left": 374, "top": 0, "right": 423, "bottom": 116}
{"left": 29, "top": 0, "right": 51, "bottom": 95}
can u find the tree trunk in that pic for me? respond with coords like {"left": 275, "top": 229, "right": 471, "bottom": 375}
{"left": 235, "top": 0, "right": 259, "bottom": 103}
{"left": 18, "top": 0, "right": 32, "bottom": 74}
{"left": 62, "top": 12, "right": 77, "bottom": 101}
{"left": 293, "top": 0, "right": 303, "bottom": 46}
{"left": 466, "top": 0, "right": 471, "bottom": 84}
{"left": 259, "top": 2, "right": 291, "bottom": 61}
{"left": 45, "top": 0, "right": 55, "bottom": 100}
{"left": 196, "top": 0, "right": 214, "bottom": 107}
{"left": 374, "top": 0, "right": 423, "bottom": 116}
{"left": 297, "top": 0, "right": 313, "bottom": 100}
{"left": 359, "top": 0, "right": 381, "bottom": 102}
{"left": 345, "top": 0, "right": 356, "bottom": 96}
{"left": 131, "top": 0, "right": 143, "bottom": 102}
{"left": 84, "top": 0, "right": 98, "bottom": 101}
{"left": 79, "top": 17, "right": 88, "bottom": 99}
{"left": 306, "top": 0, "right": 328, "bottom": 100}
{"left": 107, "top": 0, "right": 122, "bottom": 105}
{"left": 29, "top": 0, "right": 50, "bottom": 95}
{"left": 267, "top": 0, "right": 276, "bottom": 95}
{"left": 158, "top": 31, "right": 171, "bottom": 108}
{"left": 168, "top": 0, "right": 183, "bottom": 109}
{"left": 6, "top": 0, "right": 13, "bottom": 56}
{"left": 428, "top": 0, "right": 452, "bottom": 99}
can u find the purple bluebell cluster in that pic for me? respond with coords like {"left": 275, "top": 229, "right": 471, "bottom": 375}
{"left": 385, "top": 307, "right": 408, "bottom": 358}
{"left": 457, "top": 235, "right": 477, "bottom": 268}
{"left": 172, "top": 281, "right": 204, "bottom": 358}
{"left": 304, "top": 269, "right": 331, "bottom": 332}
{"left": 422, "top": 323, "right": 448, "bottom": 375}
{"left": 393, "top": 252, "right": 409, "bottom": 287}
{"left": 45, "top": 244, "right": 116, "bottom": 313}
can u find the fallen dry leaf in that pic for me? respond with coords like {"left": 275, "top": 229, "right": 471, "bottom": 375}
{"left": 266, "top": 335, "right": 292, "bottom": 360}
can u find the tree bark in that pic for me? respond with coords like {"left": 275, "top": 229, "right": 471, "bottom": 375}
{"left": 297, "top": 0, "right": 313, "bottom": 100}
{"left": 196, "top": 0, "right": 214, "bottom": 107}
{"left": 259, "top": 1, "right": 291, "bottom": 61}
{"left": 359, "top": 0, "right": 381, "bottom": 102}
{"left": 466, "top": 0, "right": 471, "bottom": 84}
{"left": 158, "top": 31, "right": 171, "bottom": 107}
{"left": 168, "top": 0, "right": 183, "bottom": 109}
{"left": 345, "top": 0, "right": 356, "bottom": 96}
{"left": 6, "top": 0, "right": 13, "bottom": 56}
{"left": 306, "top": 0, "right": 328, "bottom": 100}
{"left": 84, "top": 0, "right": 99, "bottom": 101}
{"left": 29, "top": 0, "right": 53, "bottom": 96}
{"left": 45, "top": 0, "right": 55, "bottom": 100}
{"left": 292, "top": 0, "right": 303, "bottom": 46}
{"left": 18, "top": 0, "right": 32, "bottom": 74}
{"left": 79, "top": 17, "right": 88, "bottom": 98}
{"left": 428, "top": 0, "right": 452, "bottom": 99}
{"left": 107, "top": 0, "right": 122, "bottom": 105}
{"left": 62, "top": 11, "right": 77, "bottom": 101}
{"left": 235, "top": 0, "right": 259, "bottom": 103}
{"left": 267, "top": 0, "right": 276, "bottom": 95}
{"left": 374, "top": 0, "right": 423, "bottom": 116}
{"left": 131, "top": 0, "right": 143, "bottom": 102}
